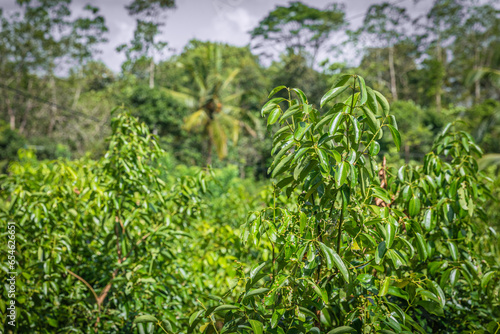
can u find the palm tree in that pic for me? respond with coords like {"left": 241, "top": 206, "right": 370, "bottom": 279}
{"left": 164, "top": 43, "right": 256, "bottom": 165}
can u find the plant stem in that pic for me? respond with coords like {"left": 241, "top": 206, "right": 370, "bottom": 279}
{"left": 337, "top": 194, "right": 344, "bottom": 254}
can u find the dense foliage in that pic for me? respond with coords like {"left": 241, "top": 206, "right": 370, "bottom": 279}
{"left": 1, "top": 0, "right": 499, "bottom": 333}
{"left": 185, "top": 77, "right": 500, "bottom": 333}
{"left": 0, "top": 111, "right": 265, "bottom": 332}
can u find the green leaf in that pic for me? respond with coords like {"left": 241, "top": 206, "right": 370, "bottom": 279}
{"left": 268, "top": 107, "right": 281, "bottom": 125}
{"left": 134, "top": 315, "right": 159, "bottom": 323}
{"left": 409, "top": 196, "right": 420, "bottom": 217}
{"left": 314, "top": 113, "right": 336, "bottom": 132}
{"left": 429, "top": 281, "right": 446, "bottom": 308}
{"left": 292, "top": 146, "right": 312, "bottom": 164}
{"left": 280, "top": 104, "right": 302, "bottom": 122}
{"left": 299, "top": 212, "right": 307, "bottom": 235}
{"left": 213, "top": 305, "right": 239, "bottom": 313}
{"left": 417, "top": 300, "right": 444, "bottom": 316}
{"left": 369, "top": 141, "right": 380, "bottom": 156}
{"left": 189, "top": 310, "right": 204, "bottom": 327}
{"left": 387, "top": 286, "right": 409, "bottom": 300}
{"left": 318, "top": 242, "right": 349, "bottom": 282}
{"left": 361, "top": 106, "right": 379, "bottom": 133}
{"left": 250, "top": 262, "right": 266, "bottom": 279}
{"left": 327, "top": 326, "right": 356, "bottom": 334}
{"left": 380, "top": 329, "right": 396, "bottom": 334}
{"left": 244, "top": 288, "right": 270, "bottom": 299}
{"left": 272, "top": 153, "right": 294, "bottom": 178}
{"left": 481, "top": 271, "right": 495, "bottom": 290}
{"left": 352, "top": 116, "right": 361, "bottom": 143}
{"left": 261, "top": 98, "right": 285, "bottom": 116}
{"left": 386, "top": 124, "right": 401, "bottom": 151}
{"left": 317, "top": 148, "right": 330, "bottom": 173}
{"left": 415, "top": 233, "right": 428, "bottom": 261}
{"left": 447, "top": 241, "right": 459, "bottom": 261}
{"left": 386, "top": 304, "right": 405, "bottom": 326}
{"left": 268, "top": 85, "right": 287, "bottom": 98}
{"left": 379, "top": 277, "right": 390, "bottom": 296}
{"left": 249, "top": 319, "right": 263, "bottom": 334}
{"left": 387, "top": 249, "right": 406, "bottom": 267}
{"left": 291, "top": 88, "right": 308, "bottom": 104}
{"left": 372, "top": 186, "right": 391, "bottom": 204}
{"left": 357, "top": 76, "right": 367, "bottom": 105}
{"left": 336, "top": 161, "right": 349, "bottom": 187}
{"left": 458, "top": 188, "right": 469, "bottom": 210}
{"left": 375, "top": 241, "right": 387, "bottom": 264}
{"left": 276, "top": 176, "right": 294, "bottom": 190}
{"left": 366, "top": 86, "right": 378, "bottom": 114}
{"left": 329, "top": 112, "right": 344, "bottom": 135}
{"left": 321, "top": 86, "right": 349, "bottom": 108}
{"left": 47, "top": 318, "right": 58, "bottom": 327}
{"left": 441, "top": 122, "right": 452, "bottom": 136}
{"left": 422, "top": 209, "right": 433, "bottom": 232}
{"left": 294, "top": 122, "right": 311, "bottom": 141}
{"left": 310, "top": 281, "right": 329, "bottom": 303}
{"left": 332, "top": 74, "right": 352, "bottom": 88}
{"left": 374, "top": 90, "right": 390, "bottom": 116}
{"left": 273, "top": 140, "right": 294, "bottom": 163}
{"left": 386, "top": 222, "right": 396, "bottom": 249}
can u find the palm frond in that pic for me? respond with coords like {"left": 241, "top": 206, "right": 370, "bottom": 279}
{"left": 162, "top": 88, "right": 198, "bottom": 109}
{"left": 220, "top": 69, "right": 240, "bottom": 92}
{"left": 183, "top": 109, "right": 208, "bottom": 132}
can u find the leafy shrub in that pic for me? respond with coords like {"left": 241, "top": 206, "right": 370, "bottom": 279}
{"left": 188, "top": 75, "right": 499, "bottom": 333}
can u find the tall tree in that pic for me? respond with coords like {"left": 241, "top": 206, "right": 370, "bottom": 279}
{"left": 357, "top": 2, "right": 410, "bottom": 101}
{"left": 250, "top": 1, "right": 346, "bottom": 65}
{"left": 0, "top": 0, "right": 107, "bottom": 134}
{"left": 118, "top": 0, "right": 175, "bottom": 88}
{"left": 453, "top": 4, "right": 500, "bottom": 103}
{"left": 68, "top": 5, "right": 108, "bottom": 108}
{"left": 421, "top": 0, "right": 469, "bottom": 110}
{"left": 164, "top": 42, "right": 258, "bottom": 165}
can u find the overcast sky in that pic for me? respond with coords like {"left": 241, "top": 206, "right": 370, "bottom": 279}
{"left": 0, "top": 0, "right": 447, "bottom": 72}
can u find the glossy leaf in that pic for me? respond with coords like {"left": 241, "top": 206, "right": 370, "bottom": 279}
{"left": 374, "top": 90, "right": 390, "bottom": 116}
{"left": 319, "top": 242, "right": 349, "bottom": 282}
{"left": 386, "top": 124, "right": 401, "bottom": 151}
{"left": 268, "top": 85, "right": 287, "bottom": 98}
{"left": 321, "top": 86, "right": 350, "bottom": 108}
{"left": 327, "top": 326, "right": 356, "bottom": 334}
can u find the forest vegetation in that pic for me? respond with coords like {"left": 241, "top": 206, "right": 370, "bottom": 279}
{"left": 0, "top": 0, "right": 499, "bottom": 333}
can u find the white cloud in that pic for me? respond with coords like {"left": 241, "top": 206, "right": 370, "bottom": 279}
{"left": 211, "top": 6, "right": 257, "bottom": 45}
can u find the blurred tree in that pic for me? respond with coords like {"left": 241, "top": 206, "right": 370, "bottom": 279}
{"left": 454, "top": 4, "right": 500, "bottom": 102}
{"left": 0, "top": 0, "right": 108, "bottom": 136}
{"left": 356, "top": 2, "right": 410, "bottom": 101}
{"left": 268, "top": 53, "right": 329, "bottom": 106}
{"left": 164, "top": 42, "right": 260, "bottom": 165}
{"left": 461, "top": 99, "right": 500, "bottom": 154}
{"left": 118, "top": 0, "right": 175, "bottom": 88}
{"left": 0, "top": 120, "right": 26, "bottom": 171}
{"left": 385, "top": 100, "right": 433, "bottom": 163}
{"left": 420, "top": 0, "right": 469, "bottom": 110}
{"left": 250, "top": 1, "right": 346, "bottom": 65}
{"left": 68, "top": 5, "right": 108, "bottom": 108}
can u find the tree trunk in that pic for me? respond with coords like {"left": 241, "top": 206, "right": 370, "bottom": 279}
{"left": 3, "top": 78, "right": 17, "bottom": 130}
{"left": 5, "top": 93, "right": 15, "bottom": 130}
{"left": 206, "top": 139, "right": 212, "bottom": 166}
{"left": 377, "top": 49, "right": 382, "bottom": 84}
{"left": 474, "top": 49, "right": 480, "bottom": 102}
{"left": 405, "top": 143, "right": 410, "bottom": 164}
{"left": 388, "top": 45, "right": 398, "bottom": 101}
{"left": 19, "top": 79, "right": 33, "bottom": 134}
{"left": 149, "top": 58, "right": 155, "bottom": 89}
{"left": 435, "top": 37, "right": 443, "bottom": 112}
{"left": 72, "top": 69, "right": 83, "bottom": 109}
{"left": 48, "top": 75, "right": 57, "bottom": 135}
